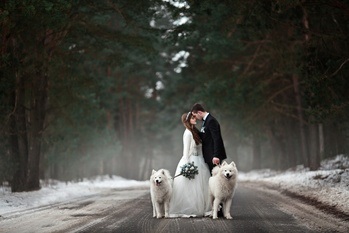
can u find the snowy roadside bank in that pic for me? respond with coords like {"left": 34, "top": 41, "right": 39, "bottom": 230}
{"left": 239, "top": 155, "right": 349, "bottom": 216}
{"left": 0, "top": 176, "right": 149, "bottom": 216}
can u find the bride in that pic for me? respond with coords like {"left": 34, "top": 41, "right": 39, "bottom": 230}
{"left": 170, "top": 112, "right": 211, "bottom": 217}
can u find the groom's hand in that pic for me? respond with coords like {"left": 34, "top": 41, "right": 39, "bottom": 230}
{"left": 212, "top": 157, "right": 220, "bottom": 166}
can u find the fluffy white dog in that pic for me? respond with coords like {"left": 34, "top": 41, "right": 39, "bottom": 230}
{"left": 150, "top": 169, "right": 173, "bottom": 218}
{"left": 209, "top": 161, "right": 238, "bottom": 219}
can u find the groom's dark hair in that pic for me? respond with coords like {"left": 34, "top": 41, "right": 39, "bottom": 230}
{"left": 191, "top": 103, "right": 206, "bottom": 113}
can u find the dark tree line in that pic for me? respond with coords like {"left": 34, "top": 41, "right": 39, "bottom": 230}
{"left": 1, "top": 0, "right": 349, "bottom": 192}
{"left": 160, "top": 0, "right": 349, "bottom": 171}
{"left": 1, "top": 0, "right": 163, "bottom": 191}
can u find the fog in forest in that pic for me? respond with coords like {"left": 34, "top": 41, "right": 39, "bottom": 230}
{"left": 1, "top": 1, "right": 349, "bottom": 192}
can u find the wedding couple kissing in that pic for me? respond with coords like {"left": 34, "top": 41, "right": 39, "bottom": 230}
{"left": 150, "top": 103, "right": 238, "bottom": 219}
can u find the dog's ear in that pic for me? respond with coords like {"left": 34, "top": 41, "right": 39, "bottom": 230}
{"left": 152, "top": 169, "right": 156, "bottom": 174}
{"left": 161, "top": 169, "right": 165, "bottom": 175}
{"left": 230, "top": 161, "right": 236, "bottom": 167}
{"left": 221, "top": 161, "right": 228, "bottom": 166}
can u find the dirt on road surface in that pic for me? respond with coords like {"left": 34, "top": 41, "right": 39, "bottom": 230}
{"left": 0, "top": 183, "right": 348, "bottom": 233}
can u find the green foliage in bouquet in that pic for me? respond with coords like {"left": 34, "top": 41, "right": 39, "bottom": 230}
{"left": 175, "top": 161, "right": 199, "bottom": 180}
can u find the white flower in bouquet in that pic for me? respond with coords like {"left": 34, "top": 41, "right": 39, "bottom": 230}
{"left": 174, "top": 161, "right": 199, "bottom": 180}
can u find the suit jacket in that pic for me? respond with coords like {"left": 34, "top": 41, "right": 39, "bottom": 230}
{"left": 200, "top": 114, "right": 227, "bottom": 169}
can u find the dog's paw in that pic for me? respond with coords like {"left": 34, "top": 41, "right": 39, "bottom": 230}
{"left": 212, "top": 216, "right": 218, "bottom": 220}
{"left": 156, "top": 215, "right": 162, "bottom": 219}
{"left": 225, "top": 215, "right": 233, "bottom": 219}
{"left": 204, "top": 211, "right": 212, "bottom": 217}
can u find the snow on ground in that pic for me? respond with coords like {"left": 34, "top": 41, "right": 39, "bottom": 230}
{"left": 0, "top": 176, "right": 149, "bottom": 216}
{"left": 1, "top": 155, "right": 348, "bottom": 217}
{"left": 239, "top": 154, "right": 349, "bottom": 214}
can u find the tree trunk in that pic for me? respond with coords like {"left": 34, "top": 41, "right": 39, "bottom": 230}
{"left": 266, "top": 126, "right": 282, "bottom": 169}
{"left": 10, "top": 71, "right": 47, "bottom": 191}
{"left": 27, "top": 72, "right": 48, "bottom": 191}
{"left": 299, "top": 1, "right": 311, "bottom": 168}
{"left": 11, "top": 74, "right": 29, "bottom": 192}
{"left": 252, "top": 134, "right": 261, "bottom": 169}
{"left": 286, "top": 121, "right": 299, "bottom": 168}
{"left": 318, "top": 123, "right": 324, "bottom": 161}
{"left": 292, "top": 74, "right": 309, "bottom": 167}
{"left": 308, "top": 122, "right": 320, "bottom": 170}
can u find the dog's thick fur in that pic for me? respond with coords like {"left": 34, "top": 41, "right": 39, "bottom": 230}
{"left": 150, "top": 169, "right": 173, "bottom": 218}
{"left": 209, "top": 161, "right": 238, "bottom": 219}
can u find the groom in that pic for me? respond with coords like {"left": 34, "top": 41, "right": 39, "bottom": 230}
{"left": 191, "top": 103, "right": 227, "bottom": 174}
{"left": 191, "top": 103, "right": 227, "bottom": 217}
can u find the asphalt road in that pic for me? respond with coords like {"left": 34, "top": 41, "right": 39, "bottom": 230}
{"left": 1, "top": 183, "right": 348, "bottom": 233}
{"left": 85, "top": 184, "right": 342, "bottom": 233}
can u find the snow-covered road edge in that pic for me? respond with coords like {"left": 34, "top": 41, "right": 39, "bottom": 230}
{"left": 239, "top": 161, "right": 349, "bottom": 218}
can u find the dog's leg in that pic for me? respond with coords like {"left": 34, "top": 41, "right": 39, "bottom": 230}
{"left": 155, "top": 203, "right": 162, "bottom": 218}
{"left": 209, "top": 188, "right": 215, "bottom": 208}
{"left": 212, "top": 198, "right": 221, "bottom": 219}
{"left": 151, "top": 195, "right": 157, "bottom": 218}
{"left": 205, "top": 191, "right": 214, "bottom": 217}
{"left": 160, "top": 204, "right": 165, "bottom": 218}
{"left": 152, "top": 202, "right": 157, "bottom": 218}
{"left": 209, "top": 193, "right": 214, "bottom": 208}
{"left": 164, "top": 201, "right": 170, "bottom": 218}
{"left": 224, "top": 199, "right": 233, "bottom": 219}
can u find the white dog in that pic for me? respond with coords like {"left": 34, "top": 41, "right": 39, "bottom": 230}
{"left": 150, "top": 169, "right": 173, "bottom": 218}
{"left": 209, "top": 161, "right": 238, "bottom": 219}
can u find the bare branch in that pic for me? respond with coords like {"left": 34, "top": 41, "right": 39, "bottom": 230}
{"left": 330, "top": 58, "right": 349, "bottom": 77}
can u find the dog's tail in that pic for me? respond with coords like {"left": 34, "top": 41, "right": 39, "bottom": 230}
{"left": 211, "top": 165, "right": 220, "bottom": 176}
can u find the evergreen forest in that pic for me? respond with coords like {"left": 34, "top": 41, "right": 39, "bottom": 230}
{"left": 1, "top": 0, "right": 349, "bottom": 192}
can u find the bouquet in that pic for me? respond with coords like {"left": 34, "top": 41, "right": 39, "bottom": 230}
{"left": 174, "top": 161, "right": 199, "bottom": 180}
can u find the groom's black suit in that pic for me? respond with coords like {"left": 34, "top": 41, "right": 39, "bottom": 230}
{"left": 200, "top": 113, "right": 227, "bottom": 217}
{"left": 200, "top": 113, "right": 227, "bottom": 173}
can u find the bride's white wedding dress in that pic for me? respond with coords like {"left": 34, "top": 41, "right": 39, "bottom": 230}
{"left": 169, "top": 128, "right": 211, "bottom": 217}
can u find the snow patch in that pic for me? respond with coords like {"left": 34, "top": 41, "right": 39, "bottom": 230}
{"left": 239, "top": 155, "right": 349, "bottom": 214}
{"left": 0, "top": 175, "right": 149, "bottom": 216}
